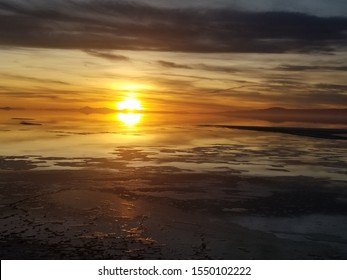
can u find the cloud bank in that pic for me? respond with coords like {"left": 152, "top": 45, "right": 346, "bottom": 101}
{"left": 0, "top": 0, "right": 347, "bottom": 53}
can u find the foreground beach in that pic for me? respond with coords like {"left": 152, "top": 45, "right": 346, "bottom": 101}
{"left": 1, "top": 165, "right": 347, "bottom": 259}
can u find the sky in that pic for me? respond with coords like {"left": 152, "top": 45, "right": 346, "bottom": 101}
{"left": 1, "top": 0, "right": 347, "bottom": 111}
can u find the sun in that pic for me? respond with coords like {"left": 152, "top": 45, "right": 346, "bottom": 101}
{"left": 117, "top": 97, "right": 143, "bottom": 111}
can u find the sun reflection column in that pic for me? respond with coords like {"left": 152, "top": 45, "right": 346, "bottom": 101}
{"left": 117, "top": 112, "right": 143, "bottom": 127}
{"left": 116, "top": 96, "right": 144, "bottom": 127}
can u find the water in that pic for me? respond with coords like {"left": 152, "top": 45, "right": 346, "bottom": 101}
{"left": 1, "top": 110, "right": 347, "bottom": 179}
{"left": 1, "top": 110, "right": 347, "bottom": 259}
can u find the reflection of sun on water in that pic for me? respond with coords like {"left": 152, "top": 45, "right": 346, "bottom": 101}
{"left": 117, "top": 97, "right": 143, "bottom": 111}
{"left": 116, "top": 96, "right": 144, "bottom": 127}
{"left": 117, "top": 113, "right": 143, "bottom": 127}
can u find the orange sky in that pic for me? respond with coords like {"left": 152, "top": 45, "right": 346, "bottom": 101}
{"left": 1, "top": 48, "right": 347, "bottom": 112}
{"left": 1, "top": 1, "right": 347, "bottom": 112}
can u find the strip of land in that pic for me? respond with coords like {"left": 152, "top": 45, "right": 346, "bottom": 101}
{"left": 204, "top": 125, "right": 347, "bottom": 140}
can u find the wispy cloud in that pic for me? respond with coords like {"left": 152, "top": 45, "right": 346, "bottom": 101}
{"left": 1, "top": 73, "right": 71, "bottom": 85}
{"left": 278, "top": 64, "right": 347, "bottom": 71}
{"left": 84, "top": 49, "right": 130, "bottom": 61}
{"left": 158, "top": 60, "right": 192, "bottom": 69}
{"left": 158, "top": 60, "right": 238, "bottom": 73}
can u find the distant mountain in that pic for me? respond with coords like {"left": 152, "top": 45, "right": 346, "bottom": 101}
{"left": 227, "top": 107, "right": 347, "bottom": 124}
{"left": 258, "top": 107, "right": 287, "bottom": 112}
{"left": 77, "top": 106, "right": 187, "bottom": 115}
{"left": 0, "top": 107, "right": 14, "bottom": 110}
{"left": 236, "top": 107, "right": 347, "bottom": 114}
{"left": 78, "top": 106, "right": 116, "bottom": 114}
{"left": 0, "top": 106, "right": 24, "bottom": 111}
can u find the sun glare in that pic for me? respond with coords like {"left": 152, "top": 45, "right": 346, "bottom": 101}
{"left": 111, "top": 83, "right": 152, "bottom": 92}
{"left": 119, "top": 84, "right": 143, "bottom": 91}
{"left": 117, "top": 97, "right": 143, "bottom": 111}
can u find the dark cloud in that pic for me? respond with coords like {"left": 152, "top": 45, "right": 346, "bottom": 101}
{"left": 279, "top": 64, "right": 347, "bottom": 71}
{"left": 197, "top": 74, "right": 347, "bottom": 107}
{"left": 0, "top": 0, "right": 346, "bottom": 53}
{"left": 197, "top": 64, "right": 238, "bottom": 73}
{"left": 259, "top": 74, "right": 347, "bottom": 94}
{"left": 158, "top": 60, "right": 238, "bottom": 73}
{"left": 140, "top": 0, "right": 347, "bottom": 18}
{"left": 219, "top": 90, "right": 347, "bottom": 107}
{"left": 158, "top": 60, "right": 192, "bottom": 69}
{"left": 144, "top": 68, "right": 347, "bottom": 107}
{"left": 317, "top": 84, "right": 347, "bottom": 92}
{"left": 84, "top": 49, "right": 130, "bottom": 61}
{"left": 157, "top": 73, "right": 228, "bottom": 82}
{"left": 295, "top": 92, "right": 347, "bottom": 106}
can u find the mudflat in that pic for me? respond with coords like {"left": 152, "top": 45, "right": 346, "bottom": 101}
{"left": 1, "top": 168, "right": 347, "bottom": 259}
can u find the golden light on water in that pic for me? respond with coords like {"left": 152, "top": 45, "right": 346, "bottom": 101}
{"left": 117, "top": 113, "right": 143, "bottom": 127}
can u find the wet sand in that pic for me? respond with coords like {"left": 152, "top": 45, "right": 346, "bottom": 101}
{"left": 1, "top": 169, "right": 347, "bottom": 259}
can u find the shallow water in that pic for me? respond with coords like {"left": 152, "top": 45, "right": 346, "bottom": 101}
{"left": 1, "top": 110, "right": 347, "bottom": 181}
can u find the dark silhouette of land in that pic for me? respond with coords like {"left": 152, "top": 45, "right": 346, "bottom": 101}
{"left": 0, "top": 106, "right": 15, "bottom": 110}
{"left": 78, "top": 106, "right": 116, "bottom": 114}
{"left": 20, "top": 121, "right": 42, "bottom": 126}
{"left": 206, "top": 125, "right": 347, "bottom": 140}
{"left": 227, "top": 107, "right": 347, "bottom": 125}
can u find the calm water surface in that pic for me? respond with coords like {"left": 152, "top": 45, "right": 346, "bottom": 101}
{"left": 1, "top": 110, "right": 347, "bottom": 259}
{"left": 1, "top": 110, "right": 347, "bottom": 181}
